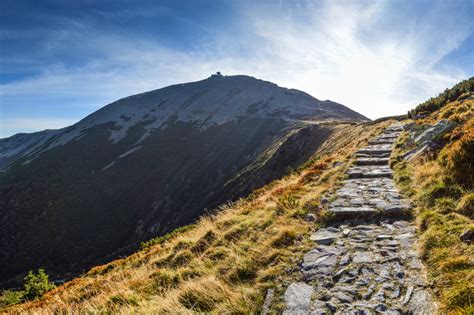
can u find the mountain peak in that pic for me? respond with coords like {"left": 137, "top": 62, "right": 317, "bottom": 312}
{"left": 0, "top": 75, "right": 367, "bottom": 170}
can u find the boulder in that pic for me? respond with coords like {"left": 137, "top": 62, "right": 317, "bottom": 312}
{"left": 283, "top": 282, "right": 314, "bottom": 314}
{"left": 414, "top": 119, "right": 457, "bottom": 146}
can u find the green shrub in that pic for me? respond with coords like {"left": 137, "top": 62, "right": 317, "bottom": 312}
{"left": 23, "top": 269, "right": 55, "bottom": 300}
{"left": 412, "top": 77, "right": 474, "bottom": 116}
{"left": 0, "top": 290, "right": 22, "bottom": 306}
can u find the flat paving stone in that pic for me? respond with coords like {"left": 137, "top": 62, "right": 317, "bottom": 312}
{"left": 330, "top": 207, "right": 378, "bottom": 216}
{"left": 283, "top": 282, "right": 314, "bottom": 314}
{"left": 310, "top": 229, "right": 342, "bottom": 245}
{"left": 347, "top": 166, "right": 393, "bottom": 179}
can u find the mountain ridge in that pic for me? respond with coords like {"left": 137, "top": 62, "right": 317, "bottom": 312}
{"left": 0, "top": 74, "right": 367, "bottom": 287}
{"left": 0, "top": 74, "right": 367, "bottom": 170}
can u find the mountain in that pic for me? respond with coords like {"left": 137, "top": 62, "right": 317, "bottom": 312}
{"left": 0, "top": 74, "right": 368, "bottom": 286}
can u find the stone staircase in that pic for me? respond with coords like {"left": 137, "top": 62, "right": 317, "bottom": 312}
{"left": 329, "top": 125, "right": 410, "bottom": 217}
{"left": 281, "top": 124, "right": 434, "bottom": 315}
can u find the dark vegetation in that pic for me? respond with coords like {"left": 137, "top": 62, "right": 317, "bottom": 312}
{"left": 0, "top": 269, "right": 55, "bottom": 307}
{"left": 0, "top": 119, "right": 335, "bottom": 288}
{"left": 408, "top": 77, "right": 474, "bottom": 118}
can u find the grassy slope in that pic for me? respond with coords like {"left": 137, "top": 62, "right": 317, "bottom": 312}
{"left": 392, "top": 94, "right": 474, "bottom": 314}
{"left": 2, "top": 121, "right": 390, "bottom": 313}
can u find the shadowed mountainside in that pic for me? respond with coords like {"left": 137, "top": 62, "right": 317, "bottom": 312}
{"left": 0, "top": 74, "right": 368, "bottom": 287}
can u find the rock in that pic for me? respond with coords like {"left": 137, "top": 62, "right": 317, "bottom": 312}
{"left": 333, "top": 267, "right": 348, "bottom": 279}
{"left": 415, "top": 119, "right": 457, "bottom": 146}
{"left": 283, "top": 282, "right": 314, "bottom": 313}
{"left": 311, "top": 300, "right": 329, "bottom": 315}
{"left": 262, "top": 288, "right": 274, "bottom": 315}
{"left": 301, "top": 251, "right": 339, "bottom": 280}
{"left": 376, "top": 234, "right": 392, "bottom": 241}
{"left": 342, "top": 229, "right": 351, "bottom": 237}
{"left": 325, "top": 300, "right": 337, "bottom": 313}
{"left": 310, "top": 229, "right": 341, "bottom": 245}
{"left": 305, "top": 213, "right": 317, "bottom": 222}
{"left": 352, "top": 252, "right": 380, "bottom": 264}
{"left": 373, "top": 303, "right": 388, "bottom": 312}
{"left": 362, "top": 283, "right": 375, "bottom": 299}
{"left": 339, "top": 253, "right": 351, "bottom": 266}
{"left": 373, "top": 290, "right": 385, "bottom": 302}
{"left": 401, "top": 285, "right": 414, "bottom": 305}
{"left": 334, "top": 291, "right": 353, "bottom": 303}
{"left": 394, "top": 232, "right": 413, "bottom": 240}
{"left": 407, "top": 289, "right": 434, "bottom": 314}
{"left": 460, "top": 228, "right": 474, "bottom": 244}
{"left": 330, "top": 207, "right": 377, "bottom": 216}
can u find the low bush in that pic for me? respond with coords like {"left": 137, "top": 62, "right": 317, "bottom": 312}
{"left": 22, "top": 269, "right": 55, "bottom": 300}
{"left": 0, "top": 290, "right": 22, "bottom": 307}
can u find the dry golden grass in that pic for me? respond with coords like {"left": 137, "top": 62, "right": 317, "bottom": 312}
{"left": 393, "top": 98, "right": 474, "bottom": 313}
{"left": 2, "top": 121, "right": 390, "bottom": 314}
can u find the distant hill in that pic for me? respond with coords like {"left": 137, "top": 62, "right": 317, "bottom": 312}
{"left": 0, "top": 74, "right": 368, "bottom": 286}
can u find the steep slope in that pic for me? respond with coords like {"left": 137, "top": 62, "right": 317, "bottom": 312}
{"left": 2, "top": 121, "right": 389, "bottom": 313}
{"left": 0, "top": 74, "right": 368, "bottom": 287}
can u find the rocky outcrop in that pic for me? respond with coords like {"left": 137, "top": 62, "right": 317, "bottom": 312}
{"left": 414, "top": 119, "right": 457, "bottom": 146}
{"left": 403, "top": 119, "right": 457, "bottom": 161}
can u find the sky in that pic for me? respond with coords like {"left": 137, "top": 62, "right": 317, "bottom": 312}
{"left": 1, "top": 0, "right": 473, "bottom": 138}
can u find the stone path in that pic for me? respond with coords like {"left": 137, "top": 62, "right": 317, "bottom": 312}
{"left": 282, "top": 125, "right": 434, "bottom": 315}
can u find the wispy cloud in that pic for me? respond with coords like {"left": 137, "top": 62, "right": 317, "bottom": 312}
{"left": 1, "top": 0, "right": 473, "bottom": 137}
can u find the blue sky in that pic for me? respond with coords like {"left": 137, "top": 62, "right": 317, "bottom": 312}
{"left": 1, "top": 0, "right": 473, "bottom": 138}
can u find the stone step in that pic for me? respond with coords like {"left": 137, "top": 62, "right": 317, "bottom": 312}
{"left": 368, "top": 139, "right": 396, "bottom": 145}
{"left": 355, "top": 157, "right": 389, "bottom": 166}
{"left": 355, "top": 152, "right": 390, "bottom": 158}
{"left": 375, "top": 134, "right": 399, "bottom": 139}
{"left": 357, "top": 144, "right": 392, "bottom": 155}
{"left": 385, "top": 126, "right": 404, "bottom": 132}
{"left": 329, "top": 206, "right": 378, "bottom": 216}
{"left": 347, "top": 166, "right": 393, "bottom": 179}
{"left": 357, "top": 148, "right": 393, "bottom": 156}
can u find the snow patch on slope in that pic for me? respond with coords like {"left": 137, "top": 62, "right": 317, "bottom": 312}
{"left": 0, "top": 75, "right": 366, "bottom": 169}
